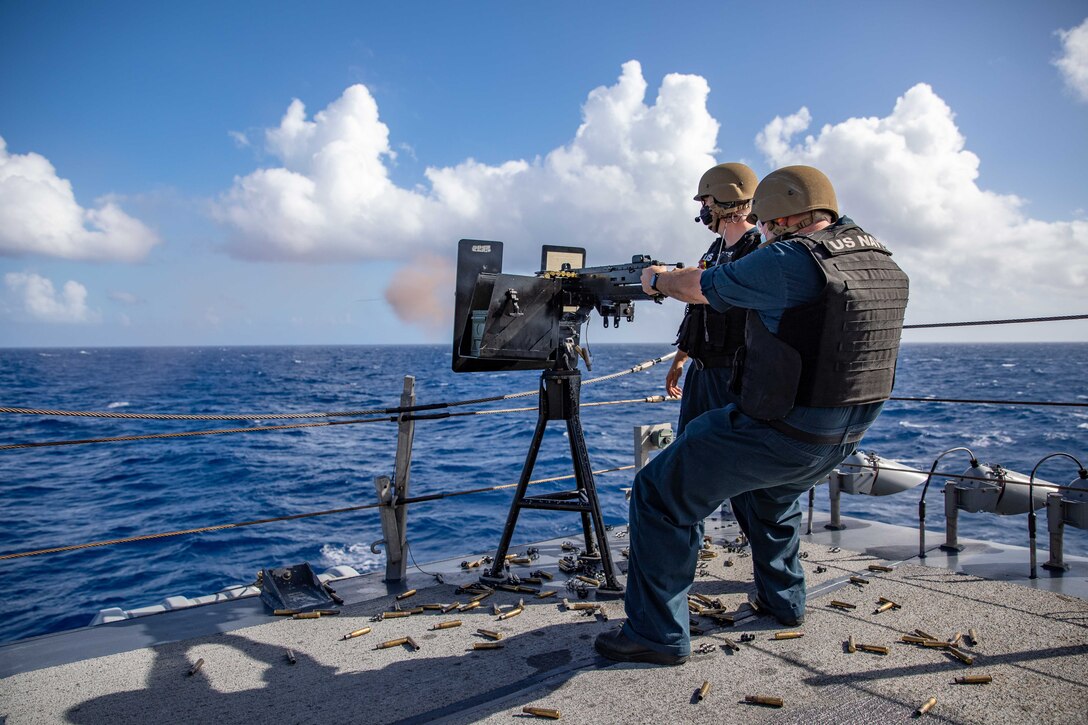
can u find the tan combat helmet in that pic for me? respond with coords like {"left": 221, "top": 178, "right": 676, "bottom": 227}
{"left": 693, "top": 163, "right": 759, "bottom": 203}
{"left": 747, "top": 165, "right": 839, "bottom": 224}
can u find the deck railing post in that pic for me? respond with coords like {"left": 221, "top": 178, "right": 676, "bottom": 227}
{"left": 390, "top": 375, "right": 416, "bottom": 582}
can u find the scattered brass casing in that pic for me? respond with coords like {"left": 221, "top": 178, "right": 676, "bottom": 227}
{"left": 850, "top": 577, "right": 869, "bottom": 585}
{"left": 901, "top": 635, "right": 935, "bottom": 645}
{"left": 510, "top": 557, "right": 532, "bottom": 565}
{"left": 857, "top": 644, "right": 889, "bottom": 655}
{"left": 868, "top": 564, "right": 893, "bottom": 573}
{"left": 382, "top": 611, "right": 410, "bottom": 619}
{"left": 516, "top": 586, "right": 539, "bottom": 594}
{"left": 433, "top": 620, "right": 462, "bottom": 630}
{"left": 293, "top": 612, "right": 321, "bottom": 619}
{"left": 498, "top": 606, "right": 524, "bottom": 620}
{"left": 521, "top": 706, "right": 561, "bottom": 719}
{"left": 285, "top": 649, "right": 296, "bottom": 665}
{"left": 575, "top": 575, "right": 600, "bottom": 587}
{"left": 744, "top": 695, "right": 784, "bottom": 708}
{"left": 497, "top": 584, "right": 521, "bottom": 593}
{"left": 955, "top": 674, "right": 992, "bottom": 685}
{"left": 460, "top": 601, "right": 482, "bottom": 612}
{"left": 473, "top": 642, "right": 503, "bottom": 650}
{"left": 187, "top": 658, "right": 205, "bottom": 677}
{"left": 947, "top": 647, "right": 974, "bottom": 665}
{"left": 916, "top": 697, "right": 937, "bottom": 716}
{"left": 949, "top": 632, "right": 964, "bottom": 647}
{"left": 915, "top": 628, "right": 937, "bottom": 640}
{"left": 341, "top": 627, "right": 372, "bottom": 640}
{"left": 829, "top": 601, "right": 856, "bottom": 610}
{"left": 874, "top": 602, "right": 896, "bottom": 614}
{"left": 922, "top": 640, "right": 951, "bottom": 649}
{"left": 536, "top": 571, "right": 555, "bottom": 581}
{"left": 396, "top": 589, "right": 417, "bottom": 600}
{"left": 773, "top": 631, "right": 804, "bottom": 640}
{"left": 523, "top": 577, "right": 543, "bottom": 585}
{"left": 536, "top": 590, "right": 558, "bottom": 599}
{"left": 273, "top": 609, "right": 299, "bottom": 616}
{"left": 405, "top": 607, "right": 424, "bottom": 615}
{"left": 477, "top": 628, "right": 503, "bottom": 640}
{"left": 697, "top": 680, "right": 711, "bottom": 701}
{"left": 377, "top": 638, "right": 408, "bottom": 649}
{"left": 442, "top": 602, "right": 461, "bottom": 613}
{"left": 847, "top": 635, "right": 856, "bottom": 653}
{"left": 313, "top": 609, "right": 340, "bottom": 616}
{"left": 692, "top": 593, "right": 716, "bottom": 606}
{"left": 968, "top": 627, "right": 979, "bottom": 646}
{"left": 469, "top": 591, "right": 492, "bottom": 603}
{"left": 405, "top": 636, "right": 420, "bottom": 651}
{"left": 877, "top": 597, "right": 901, "bottom": 608}
{"left": 421, "top": 603, "right": 444, "bottom": 611}
{"left": 722, "top": 637, "right": 740, "bottom": 652}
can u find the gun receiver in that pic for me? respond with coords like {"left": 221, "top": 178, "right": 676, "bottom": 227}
{"left": 452, "top": 239, "right": 678, "bottom": 373}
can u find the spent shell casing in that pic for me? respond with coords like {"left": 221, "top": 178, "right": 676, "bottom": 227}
{"left": 273, "top": 609, "right": 299, "bottom": 616}
{"left": 421, "top": 603, "right": 445, "bottom": 610}
{"left": 947, "top": 646, "right": 974, "bottom": 665}
{"left": 460, "top": 601, "right": 482, "bottom": 612}
{"left": 744, "top": 695, "right": 784, "bottom": 708}
{"left": 396, "top": 589, "right": 417, "bottom": 600}
{"left": 955, "top": 674, "right": 992, "bottom": 685}
{"left": 868, "top": 564, "right": 893, "bottom": 572}
{"left": 901, "top": 634, "right": 935, "bottom": 645}
{"left": 285, "top": 649, "right": 296, "bottom": 665}
{"left": 949, "top": 632, "right": 964, "bottom": 647}
{"left": 405, "top": 607, "right": 424, "bottom": 615}
{"left": 850, "top": 576, "right": 869, "bottom": 585}
{"left": 187, "top": 658, "right": 205, "bottom": 677}
{"left": 497, "top": 584, "right": 521, "bottom": 593}
{"left": 829, "top": 600, "right": 857, "bottom": 610}
{"left": 857, "top": 643, "right": 890, "bottom": 655}
{"left": 510, "top": 557, "right": 532, "bottom": 564}
{"left": 722, "top": 637, "right": 740, "bottom": 652}
{"left": 313, "top": 609, "right": 340, "bottom": 616}
{"left": 341, "top": 627, "right": 372, "bottom": 640}
{"left": 536, "top": 590, "right": 558, "bottom": 599}
{"left": 432, "top": 620, "right": 462, "bottom": 630}
{"left": 874, "top": 602, "right": 896, "bottom": 614}
{"left": 692, "top": 593, "right": 716, "bottom": 606}
{"left": 516, "top": 586, "right": 539, "bottom": 594}
{"left": 877, "top": 597, "right": 901, "bottom": 608}
{"left": 521, "top": 706, "right": 561, "bottom": 719}
{"left": 575, "top": 575, "right": 600, "bottom": 586}
{"left": 382, "top": 611, "right": 411, "bottom": 619}
{"left": 523, "top": 577, "right": 543, "bottom": 585}
{"left": 697, "top": 680, "right": 711, "bottom": 701}
{"left": 922, "top": 640, "right": 951, "bottom": 649}
{"left": 536, "top": 570, "right": 555, "bottom": 580}
{"left": 473, "top": 642, "right": 504, "bottom": 650}
{"left": 847, "top": 635, "right": 857, "bottom": 653}
{"left": 916, "top": 696, "right": 937, "bottom": 716}
{"left": 377, "top": 637, "right": 409, "bottom": 649}
{"left": 498, "top": 606, "right": 524, "bottom": 620}
{"left": 327, "top": 590, "right": 345, "bottom": 605}
{"left": 477, "top": 628, "right": 504, "bottom": 640}
{"left": 442, "top": 602, "right": 462, "bottom": 613}
{"left": 773, "top": 631, "right": 804, "bottom": 640}
{"left": 293, "top": 612, "right": 321, "bottom": 619}
{"left": 968, "top": 627, "right": 979, "bottom": 645}
{"left": 915, "top": 628, "right": 937, "bottom": 640}
{"left": 405, "top": 636, "right": 420, "bottom": 651}
{"left": 469, "top": 591, "right": 492, "bottom": 602}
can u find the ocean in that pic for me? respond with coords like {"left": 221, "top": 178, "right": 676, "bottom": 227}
{"left": 0, "top": 342, "right": 1085, "bottom": 645}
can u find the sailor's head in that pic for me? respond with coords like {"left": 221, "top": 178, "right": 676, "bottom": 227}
{"left": 693, "top": 163, "right": 758, "bottom": 233}
{"left": 748, "top": 165, "right": 839, "bottom": 243}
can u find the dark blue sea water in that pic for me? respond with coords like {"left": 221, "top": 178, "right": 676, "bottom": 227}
{"left": 0, "top": 343, "right": 1085, "bottom": 645}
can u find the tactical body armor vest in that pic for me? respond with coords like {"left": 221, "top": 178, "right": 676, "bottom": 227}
{"left": 675, "top": 229, "right": 760, "bottom": 367}
{"left": 733, "top": 223, "right": 909, "bottom": 421}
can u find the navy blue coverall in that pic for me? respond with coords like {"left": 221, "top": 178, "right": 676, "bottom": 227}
{"left": 622, "top": 239, "right": 884, "bottom": 658}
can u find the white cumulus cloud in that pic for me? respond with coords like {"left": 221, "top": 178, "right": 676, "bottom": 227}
{"left": 214, "top": 60, "right": 719, "bottom": 268}
{"left": 1055, "top": 17, "right": 1088, "bottom": 102}
{"left": 4, "top": 272, "right": 100, "bottom": 323}
{"left": 754, "top": 83, "right": 1088, "bottom": 324}
{"left": 0, "top": 136, "right": 160, "bottom": 261}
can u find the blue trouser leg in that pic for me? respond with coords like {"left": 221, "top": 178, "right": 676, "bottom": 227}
{"left": 730, "top": 488, "right": 807, "bottom": 621}
{"left": 622, "top": 405, "right": 853, "bottom": 656}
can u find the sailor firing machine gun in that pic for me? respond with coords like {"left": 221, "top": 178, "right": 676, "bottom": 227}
{"left": 451, "top": 239, "right": 681, "bottom": 594}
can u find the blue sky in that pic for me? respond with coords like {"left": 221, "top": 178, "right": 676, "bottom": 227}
{"left": 1, "top": 1, "right": 1086, "bottom": 346}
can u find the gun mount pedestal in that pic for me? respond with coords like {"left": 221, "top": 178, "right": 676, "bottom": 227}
{"left": 482, "top": 366, "right": 624, "bottom": 597}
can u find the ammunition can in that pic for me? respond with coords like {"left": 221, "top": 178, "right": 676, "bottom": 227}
{"left": 396, "top": 589, "right": 417, "bottom": 600}
{"left": 477, "top": 628, "right": 504, "bottom": 640}
{"left": 405, "top": 636, "right": 420, "bottom": 651}
{"left": 498, "top": 606, "right": 524, "bottom": 620}
{"left": 521, "top": 706, "right": 561, "bottom": 719}
{"left": 273, "top": 609, "right": 299, "bottom": 616}
{"left": 947, "top": 647, "right": 974, "bottom": 665}
{"left": 473, "top": 642, "right": 503, "bottom": 650}
{"left": 744, "top": 695, "right": 784, "bottom": 708}
{"left": 955, "top": 674, "right": 992, "bottom": 685}
{"left": 433, "top": 620, "right": 462, "bottom": 630}
{"left": 697, "top": 680, "right": 711, "bottom": 701}
{"left": 857, "top": 644, "right": 889, "bottom": 655}
{"left": 829, "top": 600, "right": 856, "bottom": 610}
{"left": 377, "top": 638, "right": 409, "bottom": 649}
{"left": 868, "top": 564, "right": 893, "bottom": 572}
{"left": 293, "top": 612, "right": 321, "bottom": 619}
{"left": 915, "top": 697, "right": 937, "bottom": 716}
{"left": 773, "top": 631, "right": 804, "bottom": 640}
{"left": 187, "top": 658, "right": 205, "bottom": 677}
{"left": 847, "top": 635, "right": 856, "bottom": 653}
{"left": 341, "top": 627, "right": 372, "bottom": 640}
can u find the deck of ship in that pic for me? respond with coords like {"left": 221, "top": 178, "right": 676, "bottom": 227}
{"left": 2, "top": 512, "right": 1086, "bottom": 724}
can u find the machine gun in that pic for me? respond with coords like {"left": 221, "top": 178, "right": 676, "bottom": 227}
{"left": 451, "top": 239, "right": 681, "bottom": 595}
{"left": 453, "top": 239, "right": 677, "bottom": 373}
